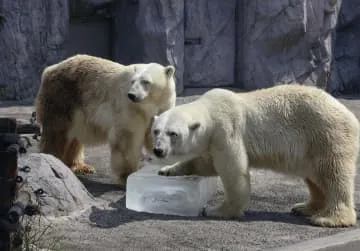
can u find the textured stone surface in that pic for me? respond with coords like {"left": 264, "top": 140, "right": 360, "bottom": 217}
{"left": 330, "top": 0, "right": 360, "bottom": 95}
{"left": 242, "top": 0, "right": 342, "bottom": 90}
{"left": 69, "top": 0, "right": 113, "bottom": 17}
{"left": 1, "top": 0, "right": 360, "bottom": 101}
{"left": 113, "top": 0, "right": 184, "bottom": 94}
{"left": 17, "top": 153, "right": 96, "bottom": 217}
{"left": 0, "top": 0, "right": 69, "bottom": 101}
{"left": 184, "top": 0, "right": 236, "bottom": 88}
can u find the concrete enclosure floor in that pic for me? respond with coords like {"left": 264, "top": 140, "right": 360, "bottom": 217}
{"left": 0, "top": 94, "right": 360, "bottom": 251}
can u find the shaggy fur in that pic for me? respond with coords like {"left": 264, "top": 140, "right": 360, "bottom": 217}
{"left": 35, "top": 54, "right": 176, "bottom": 187}
{"left": 151, "top": 84, "right": 359, "bottom": 228}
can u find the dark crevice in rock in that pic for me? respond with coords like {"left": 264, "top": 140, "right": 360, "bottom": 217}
{"left": 51, "top": 167, "right": 64, "bottom": 179}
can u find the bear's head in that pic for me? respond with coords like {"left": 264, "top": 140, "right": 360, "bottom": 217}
{"left": 150, "top": 107, "right": 207, "bottom": 163}
{"left": 127, "top": 63, "right": 176, "bottom": 104}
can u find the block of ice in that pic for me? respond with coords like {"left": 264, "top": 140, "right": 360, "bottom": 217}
{"left": 126, "top": 164, "right": 218, "bottom": 217}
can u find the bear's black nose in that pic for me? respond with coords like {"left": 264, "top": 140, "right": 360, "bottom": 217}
{"left": 128, "top": 93, "right": 137, "bottom": 102}
{"left": 153, "top": 148, "right": 165, "bottom": 158}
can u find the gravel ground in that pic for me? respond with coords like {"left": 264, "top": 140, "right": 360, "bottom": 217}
{"left": 0, "top": 95, "right": 359, "bottom": 251}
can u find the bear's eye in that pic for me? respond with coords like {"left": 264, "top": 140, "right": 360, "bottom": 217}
{"left": 142, "top": 80, "right": 150, "bottom": 85}
{"left": 153, "top": 129, "right": 160, "bottom": 136}
{"left": 167, "top": 131, "right": 178, "bottom": 137}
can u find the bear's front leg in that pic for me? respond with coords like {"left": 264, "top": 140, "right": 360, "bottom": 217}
{"left": 203, "top": 142, "right": 250, "bottom": 218}
{"left": 110, "top": 146, "right": 141, "bottom": 189}
{"left": 109, "top": 129, "right": 143, "bottom": 189}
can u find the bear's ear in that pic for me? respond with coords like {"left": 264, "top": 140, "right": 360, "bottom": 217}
{"left": 189, "top": 122, "right": 200, "bottom": 131}
{"left": 151, "top": 115, "right": 159, "bottom": 124}
{"left": 165, "top": 65, "right": 175, "bottom": 78}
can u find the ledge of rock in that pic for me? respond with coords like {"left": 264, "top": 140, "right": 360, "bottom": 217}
{"left": 17, "top": 153, "right": 96, "bottom": 217}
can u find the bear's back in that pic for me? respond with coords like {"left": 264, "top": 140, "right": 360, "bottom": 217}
{"left": 243, "top": 84, "right": 355, "bottom": 127}
{"left": 42, "top": 54, "right": 125, "bottom": 88}
{"left": 35, "top": 54, "right": 129, "bottom": 125}
{"left": 239, "top": 84, "right": 359, "bottom": 172}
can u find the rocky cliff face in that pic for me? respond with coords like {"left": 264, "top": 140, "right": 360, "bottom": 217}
{"left": 0, "top": 0, "right": 359, "bottom": 101}
{"left": 330, "top": 0, "right": 360, "bottom": 95}
{"left": 113, "top": 0, "right": 184, "bottom": 94}
{"left": 0, "top": 0, "right": 69, "bottom": 101}
{"left": 241, "top": 0, "right": 341, "bottom": 91}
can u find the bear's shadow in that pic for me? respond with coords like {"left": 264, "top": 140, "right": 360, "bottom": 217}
{"left": 80, "top": 176, "right": 360, "bottom": 229}
{"left": 88, "top": 196, "right": 316, "bottom": 229}
{"left": 78, "top": 175, "right": 123, "bottom": 197}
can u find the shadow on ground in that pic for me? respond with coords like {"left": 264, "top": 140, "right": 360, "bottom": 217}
{"left": 78, "top": 175, "right": 124, "bottom": 197}
{"left": 87, "top": 195, "right": 315, "bottom": 229}
{"left": 78, "top": 172, "right": 360, "bottom": 230}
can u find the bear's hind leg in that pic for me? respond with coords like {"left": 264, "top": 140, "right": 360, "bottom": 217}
{"left": 40, "top": 127, "right": 67, "bottom": 162}
{"left": 291, "top": 178, "right": 326, "bottom": 216}
{"left": 310, "top": 162, "right": 356, "bottom": 228}
{"left": 64, "top": 138, "right": 95, "bottom": 175}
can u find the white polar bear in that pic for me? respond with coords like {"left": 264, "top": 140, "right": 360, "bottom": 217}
{"left": 35, "top": 54, "right": 176, "bottom": 188}
{"left": 150, "top": 84, "right": 359, "bottom": 228}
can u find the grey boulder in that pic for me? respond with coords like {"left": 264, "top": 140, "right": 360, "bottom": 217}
{"left": 17, "top": 153, "right": 96, "bottom": 217}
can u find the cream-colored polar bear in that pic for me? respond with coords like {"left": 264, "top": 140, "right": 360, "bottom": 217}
{"left": 151, "top": 84, "right": 359, "bottom": 228}
{"left": 35, "top": 54, "right": 176, "bottom": 187}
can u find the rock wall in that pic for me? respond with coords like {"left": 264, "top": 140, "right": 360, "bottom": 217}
{"left": 0, "top": 0, "right": 359, "bottom": 101}
{"left": 0, "top": 0, "right": 69, "bottom": 101}
{"left": 329, "top": 0, "right": 360, "bottom": 95}
{"left": 241, "top": 0, "right": 342, "bottom": 90}
{"left": 113, "top": 0, "right": 184, "bottom": 94}
{"left": 184, "top": 0, "right": 237, "bottom": 88}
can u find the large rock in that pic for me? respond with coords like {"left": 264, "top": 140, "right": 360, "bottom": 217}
{"left": 0, "top": 0, "right": 69, "bottom": 101}
{"left": 329, "top": 0, "right": 360, "bottom": 95}
{"left": 241, "top": 0, "right": 342, "bottom": 90}
{"left": 17, "top": 153, "right": 95, "bottom": 217}
{"left": 113, "top": 0, "right": 184, "bottom": 94}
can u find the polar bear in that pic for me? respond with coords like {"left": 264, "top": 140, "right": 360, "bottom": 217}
{"left": 151, "top": 84, "right": 359, "bottom": 228}
{"left": 35, "top": 54, "right": 176, "bottom": 187}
